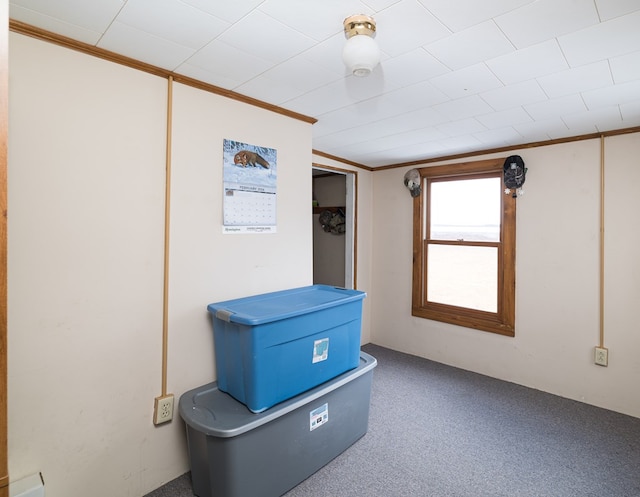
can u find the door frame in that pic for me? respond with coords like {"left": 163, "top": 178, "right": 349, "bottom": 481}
{"left": 312, "top": 164, "right": 358, "bottom": 289}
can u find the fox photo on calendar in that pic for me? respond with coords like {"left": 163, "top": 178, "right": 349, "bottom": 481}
{"left": 222, "top": 139, "right": 278, "bottom": 234}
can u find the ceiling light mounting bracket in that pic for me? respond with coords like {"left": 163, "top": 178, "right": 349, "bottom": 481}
{"left": 343, "top": 14, "right": 377, "bottom": 39}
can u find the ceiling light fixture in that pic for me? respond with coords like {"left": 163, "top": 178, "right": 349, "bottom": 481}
{"left": 342, "top": 14, "right": 380, "bottom": 77}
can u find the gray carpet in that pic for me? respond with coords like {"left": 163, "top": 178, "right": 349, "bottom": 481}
{"left": 146, "top": 344, "right": 640, "bottom": 497}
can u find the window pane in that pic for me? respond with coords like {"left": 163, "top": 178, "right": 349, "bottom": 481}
{"left": 430, "top": 178, "right": 501, "bottom": 242}
{"left": 427, "top": 244, "right": 497, "bottom": 312}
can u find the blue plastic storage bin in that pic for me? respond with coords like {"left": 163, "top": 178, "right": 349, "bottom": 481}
{"left": 207, "top": 284, "right": 366, "bottom": 413}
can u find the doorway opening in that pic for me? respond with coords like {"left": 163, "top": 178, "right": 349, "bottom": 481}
{"left": 312, "top": 165, "right": 357, "bottom": 289}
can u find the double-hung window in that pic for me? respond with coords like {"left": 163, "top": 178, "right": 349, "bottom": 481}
{"left": 411, "top": 158, "right": 516, "bottom": 336}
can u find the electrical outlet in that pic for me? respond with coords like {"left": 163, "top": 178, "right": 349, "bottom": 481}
{"left": 594, "top": 347, "right": 608, "bottom": 367}
{"left": 153, "top": 394, "right": 174, "bottom": 425}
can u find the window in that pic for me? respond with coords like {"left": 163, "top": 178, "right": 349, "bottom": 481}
{"left": 412, "top": 158, "right": 516, "bottom": 336}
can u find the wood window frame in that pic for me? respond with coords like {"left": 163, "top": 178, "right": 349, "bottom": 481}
{"left": 411, "top": 158, "right": 516, "bottom": 337}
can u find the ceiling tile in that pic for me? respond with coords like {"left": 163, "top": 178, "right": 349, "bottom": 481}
{"left": 419, "top": 0, "right": 533, "bottom": 32}
{"left": 495, "top": 0, "right": 599, "bottom": 49}
{"left": 312, "top": 100, "right": 399, "bottom": 138}
{"left": 9, "top": 4, "right": 105, "bottom": 44}
{"left": 356, "top": 141, "right": 448, "bottom": 166}
{"left": 374, "top": 0, "right": 451, "bottom": 57}
{"left": 537, "top": 61, "right": 613, "bottom": 98}
{"left": 473, "top": 126, "right": 523, "bottom": 147}
{"left": 331, "top": 125, "right": 447, "bottom": 159}
{"left": 433, "top": 94, "right": 494, "bottom": 120}
{"left": 424, "top": 21, "right": 514, "bottom": 70}
{"left": 285, "top": 69, "right": 398, "bottom": 116}
{"left": 234, "top": 58, "right": 343, "bottom": 104}
{"left": 258, "top": 0, "right": 373, "bottom": 41}
{"left": 218, "top": 10, "right": 316, "bottom": 63}
{"left": 524, "top": 94, "right": 586, "bottom": 120}
{"left": 321, "top": 106, "right": 448, "bottom": 147}
{"left": 620, "top": 100, "right": 640, "bottom": 122}
{"left": 297, "top": 33, "right": 350, "bottom": 75}
{"left": 481, "top": 80, "right": 547, "bottom": 111}
{"left": 562, "top": 106, "right": 623, "bottom": 133}
{"left": 313, "top": 92, "right": 425, "bottom": 139}
{"left": 10, "top": 0, "right": 124, "bottom": 32}
{"left": 558, "top": 120, "right": 598, "bottom": 135}
{"left": 559, "top": 10, "right": 640, "bottom": 67}
{"left": 284, "top": 84, "right": 354, "bottom": 117}
{"left": 594, "top": 0, "right": 640, "bottom": 21}
{"left": 339, "top": 131, "right": 427, "bottom": 155}
{"left": 362, "top": 0, "right": 402, "bottom": 10}
{"left": 98, "top": 21, "right": 194, "bottom": 70}
{"left": 435, "top": 134, "right": 484, "bottom": 153}
{"left": 384, "top": 80, "right": 449, "bottom": 112}
{"left": 581, "top": 80, "right": 640, "bottom": 109}
{"left": 381, "top": 48, "right": 450, "bottom": 87}
{"left": 436, "top": 118, "right": 486, "bottom": 137}
{"left": 476, "top": 107, "right": 533, "bottom": 129}
{"left": 116, "top": 0, "right": 229, "bottom": 49}
{"left": 431, "top": 63, "right": 503, "bottom": 99}
{"left": 513, "top": 118, "right": 569, "bottom": 141}
{"left": 610, "top": 50, "right": 640, "bottom": 83}
{"left": 382, "top": 105, "right": 450, "bottom": 131}
{"left": 178, "top": 39, "right": 272, "bottom": 89}
{"left": 388, "top": 125, "right": 448, "bottom": 149}
{"left": 283, "top": 80, "right": 364, "bottom": 117}
{"left": 180, "top": 0, "right": 263, "bottom": 23}
{"left": 314, "top": 110, "right": 444, "bottom": 150}
{"left": 487, "top": 40, "right": 568, "bottom": 85}
{"left": 393, "top": 126, "right": 449, "bottom": 146}
{"left": 234, "top": 75, "right": 309, "bottom": 106}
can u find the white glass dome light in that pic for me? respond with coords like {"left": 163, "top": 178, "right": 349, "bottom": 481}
{"left": 342, "top": 15, "right": 380, "bottom": 77}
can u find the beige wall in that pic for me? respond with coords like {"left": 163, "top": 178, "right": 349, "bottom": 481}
{"left": 370, "top": 134, "right": 640, "bottom": 418}
{"left": 8, "top": 33, "right": 313, "bottom": 496}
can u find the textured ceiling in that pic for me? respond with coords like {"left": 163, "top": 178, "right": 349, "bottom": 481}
{"left": 9, "top": 0, "right": 640, "bottom": 167}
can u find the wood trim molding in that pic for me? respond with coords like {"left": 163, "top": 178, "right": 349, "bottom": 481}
{"left": 8, "top": 20, "right": 317, "bottom": 125}
{"left": 371, "top": 126, "right": 640, "bottom": 171}
{"left": 1, "top": 3, "right": 9, "bottom": 496}
{"left": 312, "top": 150, "right": 373, "bottom": 171}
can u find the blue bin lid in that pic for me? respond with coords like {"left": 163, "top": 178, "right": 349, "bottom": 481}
{"left": 207, "top": 284, "right": 366, "bottom": 325}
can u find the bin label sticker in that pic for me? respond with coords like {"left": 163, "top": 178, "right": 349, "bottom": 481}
{"left": 310, "top": 403, "right": 328, "bottom": 431}
{"left": 312, "top": 338, "right": 329, "bottom": 363}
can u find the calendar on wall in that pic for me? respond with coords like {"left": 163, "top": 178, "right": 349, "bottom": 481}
{"left": 222, "top": 139, "right": 277, "bottom": 234}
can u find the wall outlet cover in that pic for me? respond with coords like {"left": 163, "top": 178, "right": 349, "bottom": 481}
{"left": 153, "top": 394, "right": 174, "bottom": 425}
{"left": 594, "top": 347, "right": 608, "bottom": 367}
